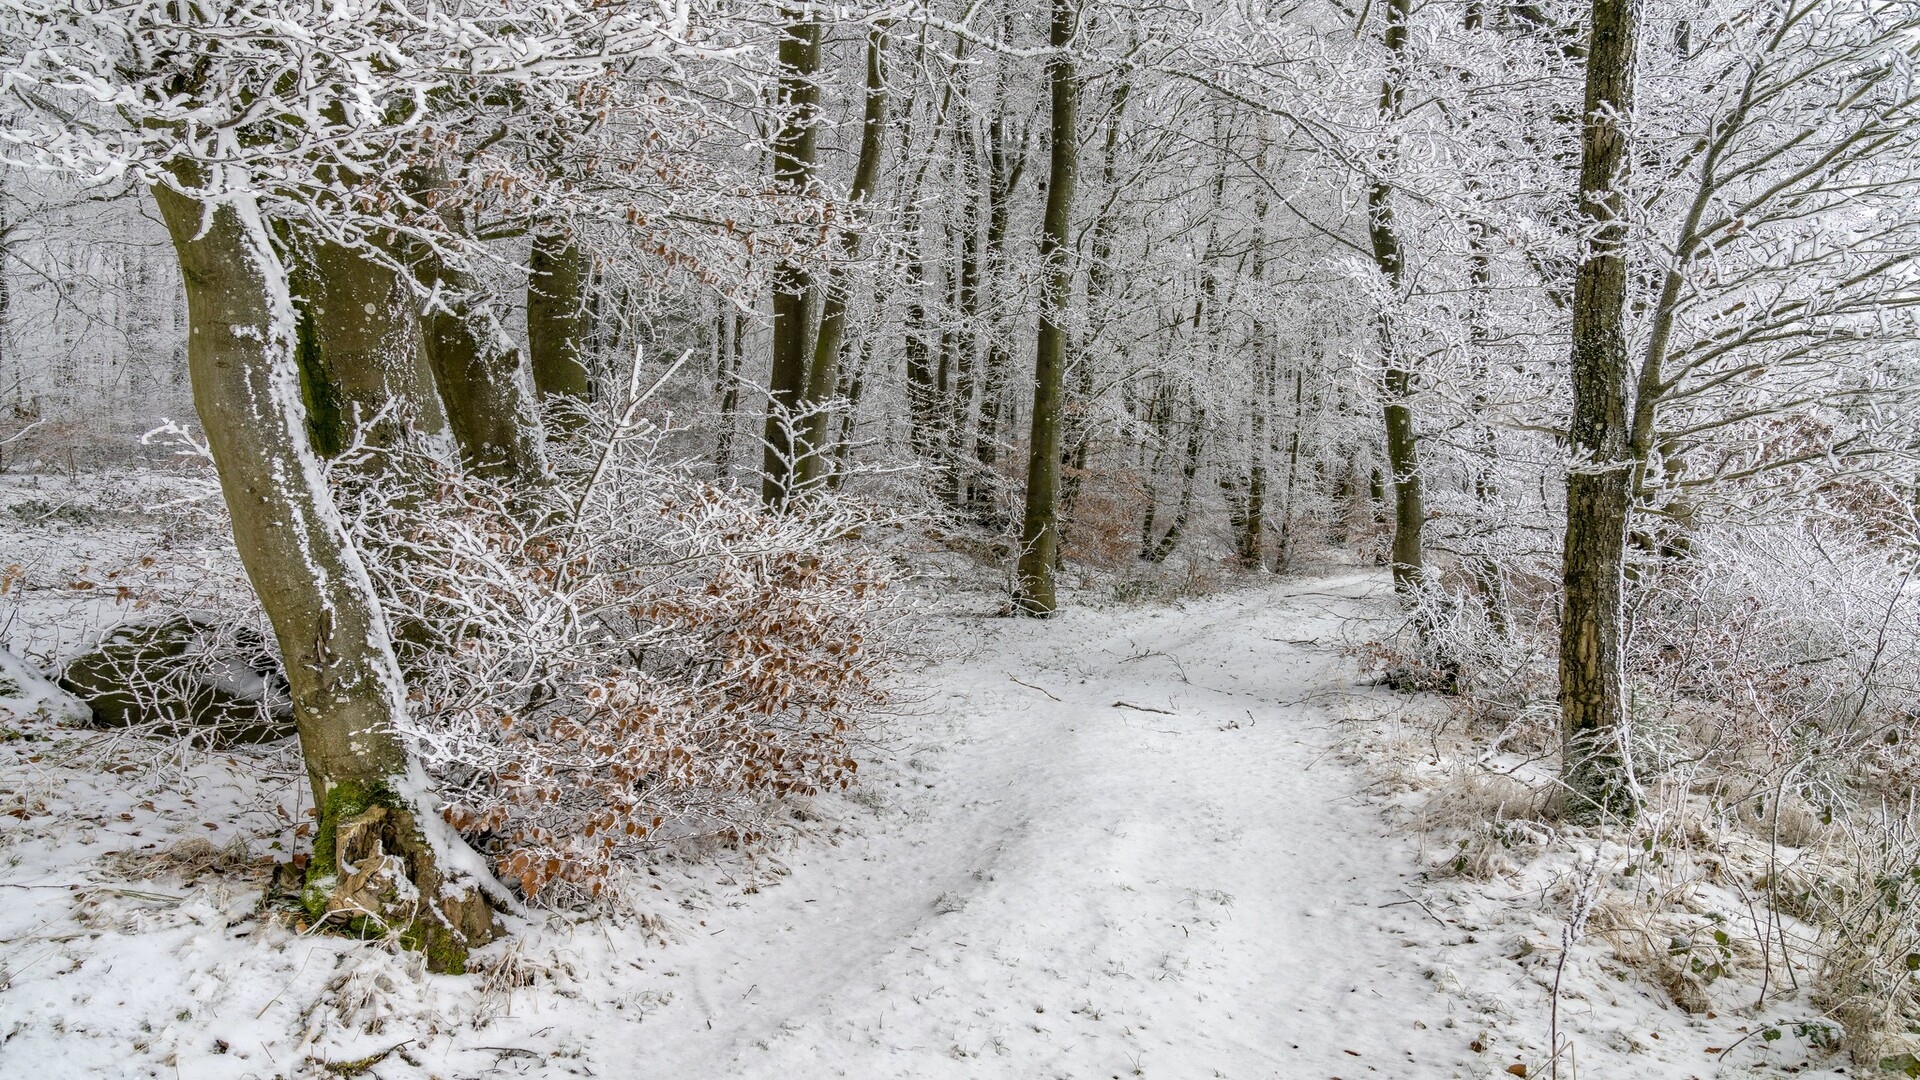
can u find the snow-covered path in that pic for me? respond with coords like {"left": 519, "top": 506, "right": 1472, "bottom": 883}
{"left": 6, "top": 572, "right": 1540, "bottom": 1080}
{"left": 608, "top": 572, "right": 1482, "bottom": 1079}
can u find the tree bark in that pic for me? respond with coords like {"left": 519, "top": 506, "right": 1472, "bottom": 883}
{"left": 714, "top": 304, "right": 746, "bottom": 480}
{"left": 760, "top": 8, "right": 824, "bottom": 509}
{"left": 1369, "top": 0, "right": 1427, "bottom": 593}
{"left": 527, "top": 230, "right": 594, "bottom": 409}
{"left": 289, "top": 233, "right": 449, "bottom": 454}
{"left": 1558, "top": 0, "right": 1640, "bottom": 821}
{"left": 1013, "top": 0, "right": 1079, "bottom": 616}
{"left": 152, "top": 173, "right": 495, "bottom": 971}
{"left": 1145, "top": 403, "right": 1204, "bottom": 564}
{"left": 1059, "top": 80, "right": 1129, "bottom": 537}
{"left": 796, "top": 22, "right": 889, "bottom": 494}
{"left": 417, "top": 251, "right": 550, "bottom": 486}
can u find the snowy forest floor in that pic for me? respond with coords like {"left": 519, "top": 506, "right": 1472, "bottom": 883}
{"left": 1, "top": 562, "right": 1848, "bottom": 1079}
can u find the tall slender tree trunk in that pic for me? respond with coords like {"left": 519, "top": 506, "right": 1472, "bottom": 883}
{"left": 1145, "top": 403, "right": 1205, "bottom": 564}
{"left": 760, "top": 8, "right": 824, "bottom": 508}
{"left": 1464, "top": 214, "right": 1513, "bottom": 638}
{"left": 1240, "top": 368, "right": 1269, "bottom": 570}
{"left": 970, "top": 55, "right": 1028, "bottom": 527}
{"left": 1558, "top": 0, "right": 1640, "bottom": 821}
{"left": 903, "top": 205, "right": 939, "bottom": 460}
{"left": 1369, "top": 0, "right": 1427, "bottom": 592}
{"left": 1013, "top": 0, "right": 1079, "bottom": 616}
{"left": 946, "top": 127, "right": 984, "bottom": 512}
{"left": 152, "top": 175, "right": 495, "bottom": 971}
{"left": 714, "top": 305, "right": 746, "bottom": 480}
{"left": 797, "top": 22, "right": 890, "bottom": 493}
{"left": 828, "top": 337, "right": 870, "bottom": 490}
{"left": 1277, "top": 367, "right": 1305, "bottom": 569}
{"left": 1059, "top": 81, "right": 1130, "bottom": 536}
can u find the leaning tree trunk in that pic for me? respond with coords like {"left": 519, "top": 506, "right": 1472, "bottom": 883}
{"left": 760, "top": 7, "right": 824, "bottom": 509}
{"left": 401, "top": 163, "right": 548, "bottom": 488}
{"left": 1013, "top": 0, "right": 1079, "bottom": 616}
{"left": 152, "top": 174, "right": 496, "bottom": 971}
{"left": 1558, "top": 0, "right": 1640, "bottom": 822}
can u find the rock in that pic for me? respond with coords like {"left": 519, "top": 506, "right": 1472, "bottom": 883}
{"left": 57, "top": 615, "right": 295, "bottom": 746}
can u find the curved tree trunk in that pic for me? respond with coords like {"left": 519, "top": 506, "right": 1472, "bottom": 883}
{"left": 418, "top": 254, "right": 550, "bottom": 485}
{"left": 399, "top": 163, "right": 549, "bottom": 487}
{"left": 1013, "top": 0, "right": 1079, "bottom": 616}
{"left": 1558, "top": 0, "right": 1640, "bottom": 821}
{"left": 152, "top": 175, "right": 496, "bottom": 971}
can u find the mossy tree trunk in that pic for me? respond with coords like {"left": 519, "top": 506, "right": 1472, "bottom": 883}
{"left": 399, "top": 164, "right": 549, "bottom": 487}
{"left": 418, "top": 253, "right": 550, "bottom": 485}
{"left": 152, "top": 172, "right": 495, "bottom": 971}
{"left": 287, "top": 231, "right": 450, "bottom": 453}
{"left": 1369, "top": 0, "right": 1428, "bottom": 594}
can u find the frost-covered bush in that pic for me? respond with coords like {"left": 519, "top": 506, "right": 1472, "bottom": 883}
{"left": 1814, "top": 805, "right": 1920, "bottom": 1064}
{"left": 1625, "top": 525, "right": 1920, "bottom": 792}
{"left": 337, "top": 412, "right": 899, "bottom": 906}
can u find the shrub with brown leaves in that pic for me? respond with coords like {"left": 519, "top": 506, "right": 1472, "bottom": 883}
{"left": 338, "top": 411, "right": 899, "bottom": 907}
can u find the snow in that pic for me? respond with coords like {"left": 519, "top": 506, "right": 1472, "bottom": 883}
{"left": 0, "top": 570, "right": 1849, "bottom": 1078}
{"left": 0, "top": 646, "right": 88, "bottom": 727}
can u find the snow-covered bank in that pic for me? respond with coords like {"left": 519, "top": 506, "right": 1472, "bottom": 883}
{"left": 1, "top": 573, "right": 1836, "bottom": 1078}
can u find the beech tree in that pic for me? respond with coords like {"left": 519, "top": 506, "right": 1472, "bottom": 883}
{"left": 0, "top": 0, "right": 764, "bottom": 967}
{"left": 1013, "top": 0, "right": 1081, "bottom": 615}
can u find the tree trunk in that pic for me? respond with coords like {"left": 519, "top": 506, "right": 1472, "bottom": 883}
{"left": 796, "top": 22, "right": 889, "bottom": 494}
{"left": 527, "top": 230, "right": 594, "bottom": 409}
{"left": 760, "top": 8, "right": 823, "bottom": 509}
{"left": 970, "top": 94, "right": 1025, "bottom": 528}
{"left": 1277, "top": 367, "right": 1305, "bottom": 569}
{"left": 291, "top": 233, "right": 449, "bottom": 453}
{"left": 1558, "top": 0, "right": 1640, "bottom": 821}
{"left": 1013, "top": 0, "right": 1079, "bottom": 615}
{"left": 1145, "top": 404, "right": 1205, "bottom": 564}
{"left": 946, "top": 125, "right": 983, "bottom": 513}
{"left": 1369, "top": 0, "right": 1427, "bottom": 593}
{"left": 714, "top": 304, "right": 746, "bottom": 480}
{"left": 418, "top": 253, "right": 550, "bottom": 486}
{"left": 152, "top": 175, "right": 495, "bottom": 971}
{"left": 1059, "top": 81, "right": 1130, "bottom": 538}
{"left": 828, "top": 337, "right": 870, "bottom": 490}
{"left": 1240, "top": 380, "right": 1269, "bottom": 570}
